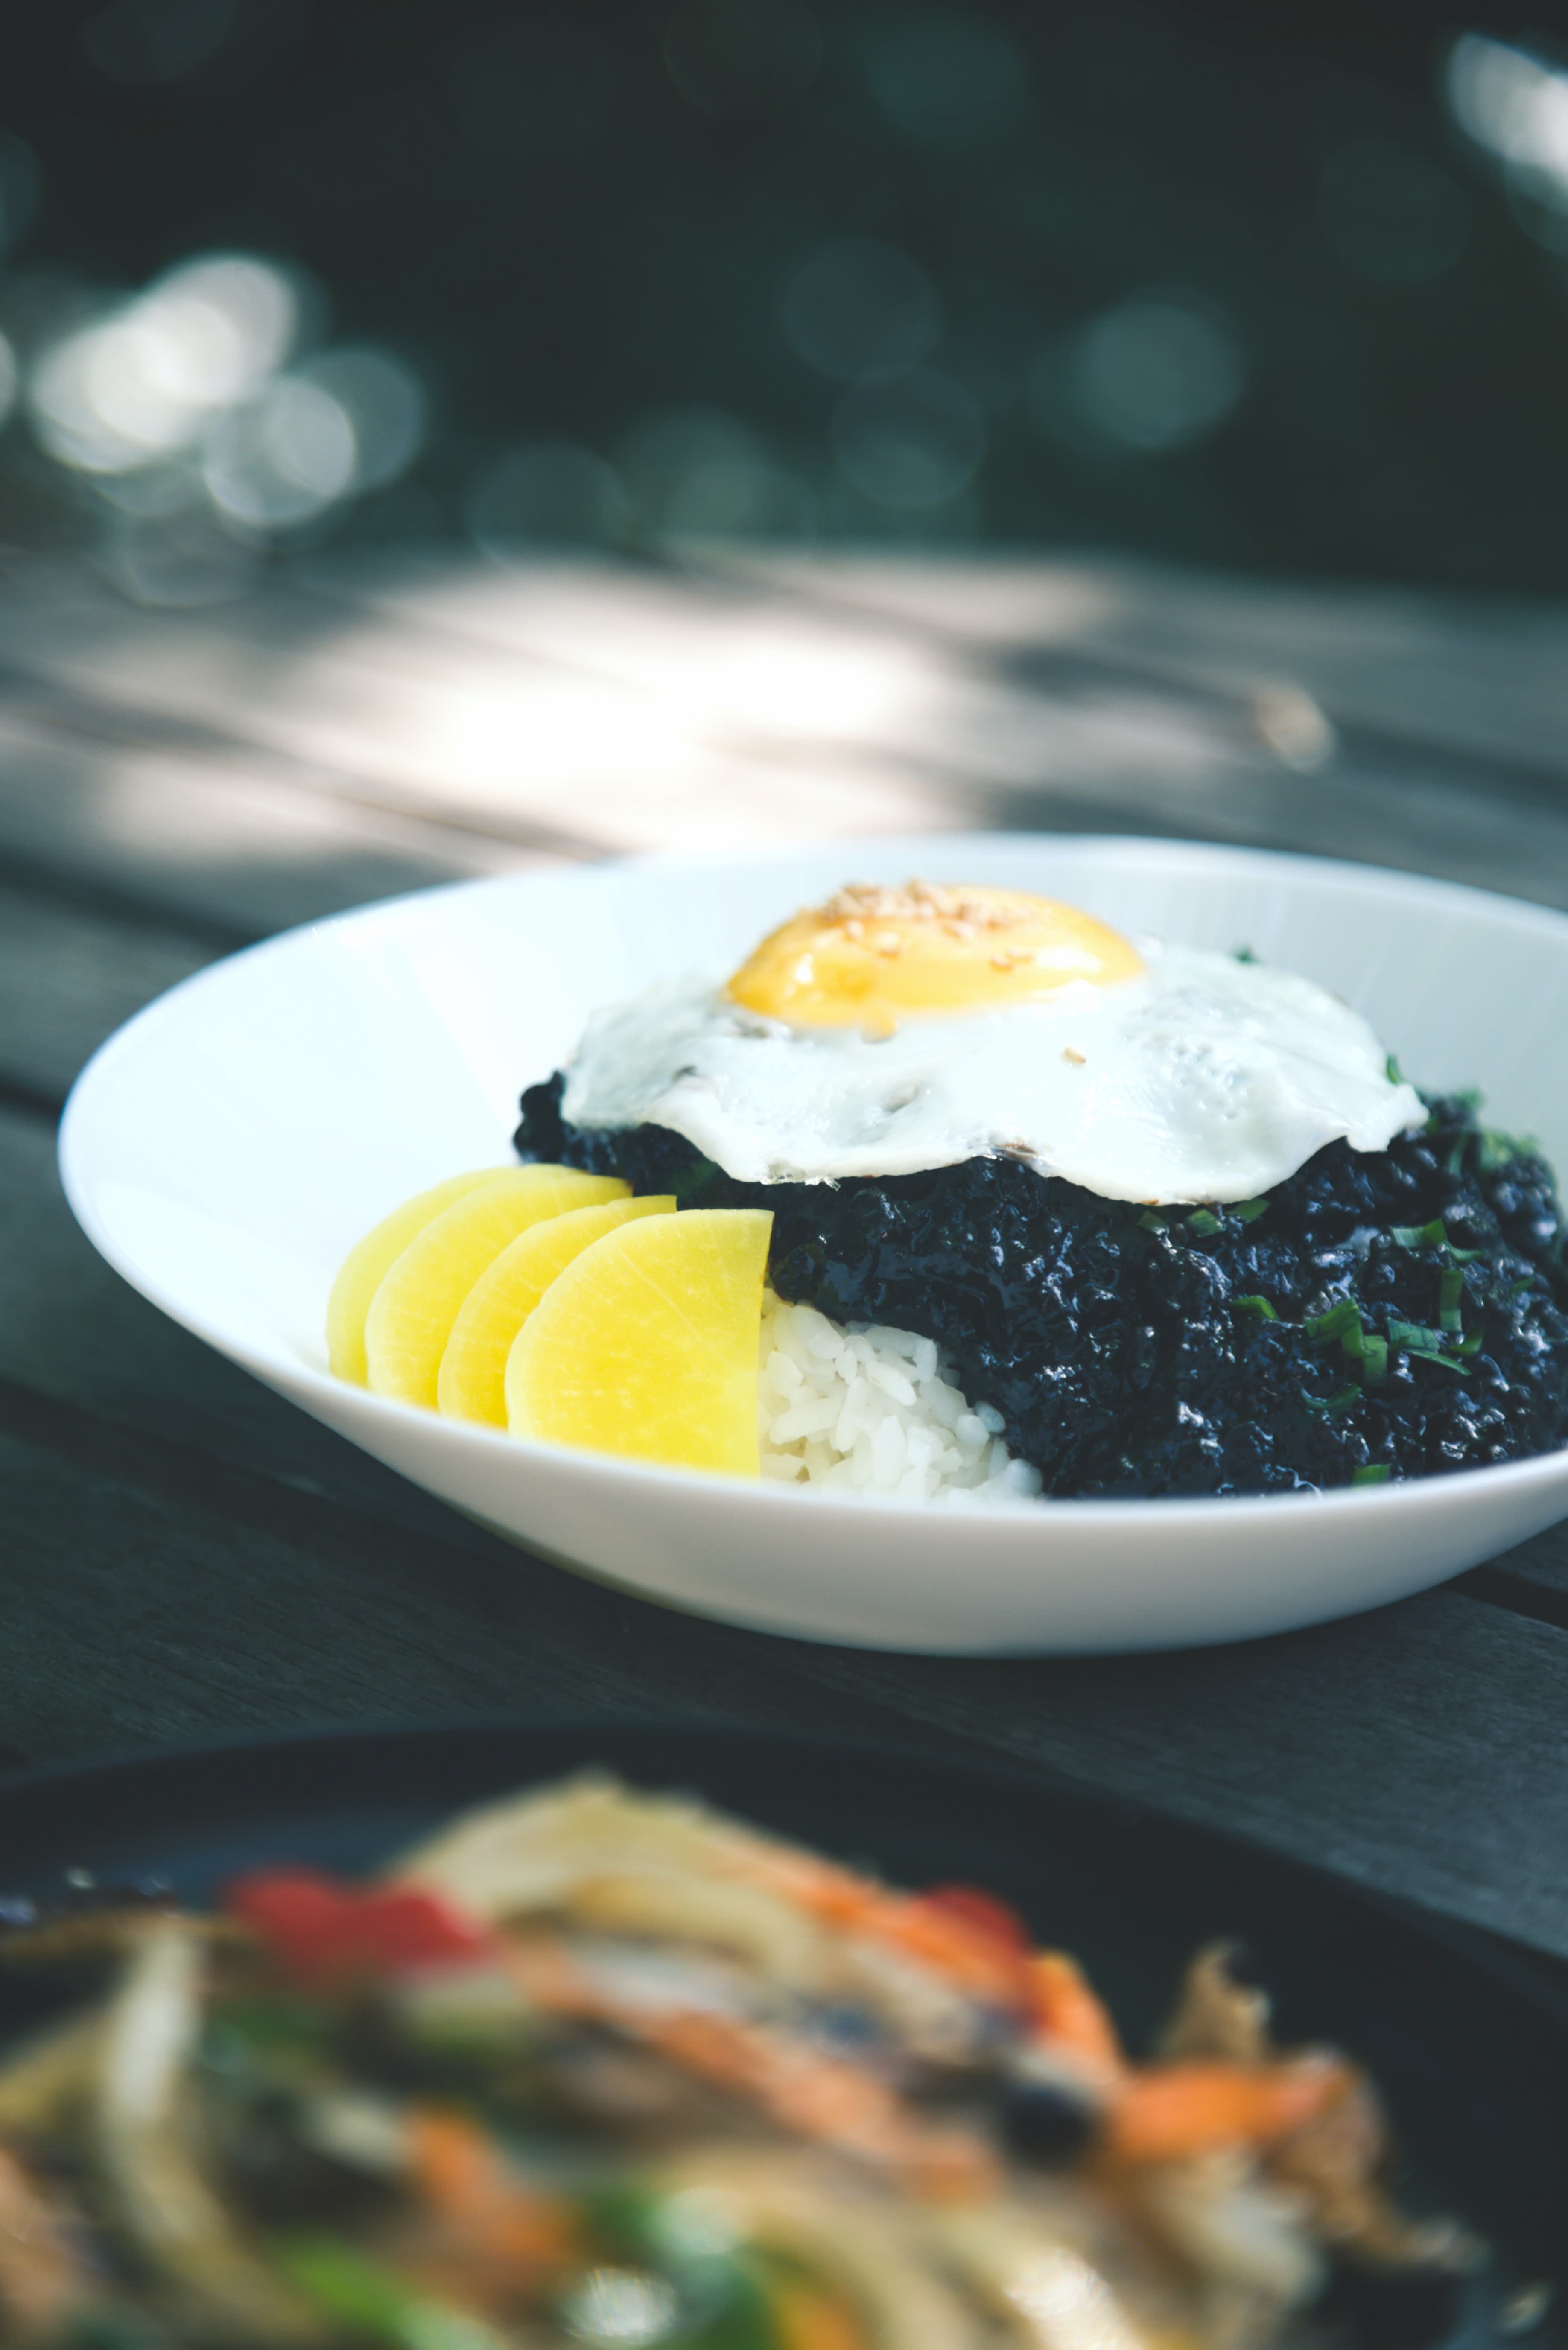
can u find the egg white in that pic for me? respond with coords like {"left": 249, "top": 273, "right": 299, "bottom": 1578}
{"left": 561, "top": 943, "right": 1425, "bottom": 1204}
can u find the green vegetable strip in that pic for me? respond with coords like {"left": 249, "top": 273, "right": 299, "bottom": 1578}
{"left": 1185, "top": 1209, "right": 1222, "bottom": 1236}
{"left": 1303, "top": 1384, "right": 1360, "bottom": 1415}
{"left": 1231, "top": 1295, "right": 1277, "bottom": 1320}
{"left": 1305, "top": 1299, "right": 1361, "bottom": 1347}
{"left": 1351, "top": 1463, "right": 1392, "bottom": 1486}
{"left": 1438, "top": 1265, "right": 1465, "bottom": 1332}
{"left": 1391, "top": 1220, "right": 1447, "bottom": 1249}
{"left": 1233, "top": 1197, "right": 1268, "bottom": 1223}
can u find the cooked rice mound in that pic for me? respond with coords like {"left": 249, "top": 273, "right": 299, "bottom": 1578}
{"left": 759, "top": 1291, "right": 1044, "bottom": 1504}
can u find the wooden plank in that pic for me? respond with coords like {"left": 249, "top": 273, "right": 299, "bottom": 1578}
{"left": 0, "top": 881, "right": 211, "bottom": 1110}
{"left": 0, "top": 1415, "right": 947, "bottom": 1774}
{"left": 4, "top": 557, "right": 1565, "bottom": 940}
{"left": 708, "top": 550, "right": 1568, "bottom": 788}
{"left": 0, "top": 564, "right": 959, "bottom": 855}
{"left": 0, "top": 708, "right": 527, "bottom": 939}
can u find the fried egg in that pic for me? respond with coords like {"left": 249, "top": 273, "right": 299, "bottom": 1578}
{"left": 561, "top": 882, "right": 1424, "bottom": 1204}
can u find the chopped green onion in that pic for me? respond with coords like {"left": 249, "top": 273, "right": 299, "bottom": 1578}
{"left": 1303, "top": 1384, "right": 1360, "bottom": 1415}
{"left": 1457, "top": 1331, "right": 1484, "bottom": 1357}
{"left": 1138, "top": 1210, "right": 1168, "bottom": 1233}
{"left": 1231, "top": 1294, "right": 1278, "bottom": 1320}
{"left": 1438, "top": 1265, "right": 1465, "bottom": 1332}
{"left": 1512, "top": 1278, "right": 1537, "bottom": 1302}
{"left": 1391, "top": 1220, "right": 1447, "bottom": 1249}
{"left": 1445, "top": 1133, "right": 1468, "bottom": 1176}
{"left": 1305, "top": 1299, "right": 1361, "bottom": 1347}
{"left": 1186, "top": 1209, "right": 1222, "bottom": 1236}
{"left": 1385, "top": 1054, "right": 1405, "bottom": 1086}
{"left": 1358, "top": 1335, "right": 1388, "bottom": 1384}
{"left": 1447, "top": 1244, "right": 1488, "bottom": 1264}
{"left": 1387, "top": 1324, "right": 1466, "bottom": 1373}
{"left": 1233, "top": 1196, "right": 1269, "bottom": 1223}
{"left": 1351, "top": 1463, "right": 1392, "bottom": 1486}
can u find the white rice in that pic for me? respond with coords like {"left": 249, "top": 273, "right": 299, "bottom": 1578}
{"left": 758, "top": 1291, "right": 1045, "bottom": 1507}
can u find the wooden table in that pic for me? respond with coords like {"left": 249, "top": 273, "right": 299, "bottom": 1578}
{"left": 4, "top": 544, "right": 1567, "bottom": 1960}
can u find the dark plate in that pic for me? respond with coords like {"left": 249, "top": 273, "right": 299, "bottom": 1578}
{"left": 0, "top": 1722, "right": 1563, "bottom": 2344}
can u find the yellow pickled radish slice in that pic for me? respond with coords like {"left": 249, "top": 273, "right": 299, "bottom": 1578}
{"left": 327, "top": 1167, "right": 515, "bottom": 1384}
{"left": 505, "top": 1208, "right": 773, "bottom": 1475}
{"left": 437, "top": 1194, "right": 677, "bottom": 1427}
{"left": 365, "top": 1167, "right": 628, "bottom": 1407}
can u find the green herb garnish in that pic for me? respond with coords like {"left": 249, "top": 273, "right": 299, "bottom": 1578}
{"left": 1305, "top": 1298, "right": 1361, "bottom": 1347}
{"left": 1186, "top": 1209, "right": 1222, "bottom": 1236}
{"left": 1233, "top": 1196, "right": 1269, "bottom": 1223}
{"left": 1138, "top": 1210, "right": 1168, "bottom": 1233}
{"left": 1438, "top": 1264, "right": 1465, "bottom": 1332}
{"left": 1389, "top": 1320, "right": 1467, "bottom": 1372}
{"left": 1351, "top": 1463, "right": 1392, "bottom": 1486}
{"left": 1303, "top": 1384, "right": 1360, "bottom": 1415}
{"left": 1231, "top": 1294, "right": 1278, "bottom": 1320}
{"left": 1391, "top": 1220, "right": 1447, "bottom": 1249}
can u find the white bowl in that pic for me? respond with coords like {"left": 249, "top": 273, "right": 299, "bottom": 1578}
{"left": 59, "top": 834, "right": 1568, "bottom": 1655}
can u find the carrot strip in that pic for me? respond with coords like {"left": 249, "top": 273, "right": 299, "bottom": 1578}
{"left": 774, "top": 2277, "right": 870, "bottom": 2350}
{"left": 407, "top": 2111, "right": 575, "bottom": 2270}
{"left": 1107, "top": 2057, "right": 1351, "bottom": 2163}
{"left": 1028, "top": 1952, "right": 1126, "bottom": 2079}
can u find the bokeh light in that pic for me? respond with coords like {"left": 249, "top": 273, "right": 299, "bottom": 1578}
{"left": 28, "top": 253, "right": 300, "bottom": 474}
{"left": 203, "top": 376, "right": 357, "bottom": 531}
{"left": 832, "top": 369, "right": 985, "bottom": 511}
{"left": 1062, "top": 299, "right": 1245, "bottom": 455}
{"left": 18, "top": 241, "right": 425, "bottom": 599}
{"left": 1448, "top": 37, "right": 1568, "bottom": 210}
{"left": 616, "top": 407, "right": 816, "bottom": 539}
{"left": 2, "top": 5, "right": 1567, "bottom": 598}
{"left": 781, "top": 240, "right": 942, "bottom": 382}
{"left": 293, "top": 347, "right": 426, "bottom": 495}
{"left": 852, "top": 3, "right": 1029, "bottom": 150}
{"left": 467, "top": 443, "right": 631, "bottom": 557}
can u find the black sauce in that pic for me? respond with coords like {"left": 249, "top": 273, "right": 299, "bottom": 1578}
{"left": 516, "top": 1077, "right": 1568, "bottom": 1499}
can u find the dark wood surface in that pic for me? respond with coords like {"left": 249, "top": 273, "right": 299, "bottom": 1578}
{"left": 3, "top": 546, "right": 1566, "bottom": 1956}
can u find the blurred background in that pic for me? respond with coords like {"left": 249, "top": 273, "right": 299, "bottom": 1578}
{"left": 2, "top": 0, "right": 1567, "bottom": 605}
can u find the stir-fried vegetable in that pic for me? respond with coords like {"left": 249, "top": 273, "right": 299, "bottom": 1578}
{"left": 0, "top": 1778, "right": 1481, "bottom": 2350}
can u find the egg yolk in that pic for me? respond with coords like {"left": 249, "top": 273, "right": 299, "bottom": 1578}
{"left": 725, "top": 881, "right": 1144, "bottom": 1031}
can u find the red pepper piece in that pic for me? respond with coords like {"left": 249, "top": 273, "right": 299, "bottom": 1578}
{"left": 228, "top": 1870, "right": 490, "bottom": 1983}
{"left": 915, "top": 1883, "right": 1033, "bottom": 1956}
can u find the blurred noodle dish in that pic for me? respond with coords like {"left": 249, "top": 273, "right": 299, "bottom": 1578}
{"left": 0, "top": 1774, "right": 1480, "bottom": 2350}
